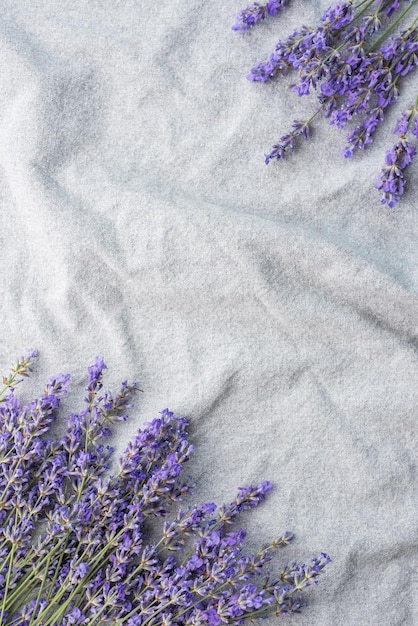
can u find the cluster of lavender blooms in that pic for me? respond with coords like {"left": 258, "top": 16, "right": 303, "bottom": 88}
{"left": 375, "top": 98, "right": 418, "bottom": 205}
{"left": 233, "top": 0, "right": 418, "bottom": 206}
{"left": 232, "top": 1, "right": 287, "bottom": 31}
{"left": 0, "top": 352, "right": 330, "bottom": 625}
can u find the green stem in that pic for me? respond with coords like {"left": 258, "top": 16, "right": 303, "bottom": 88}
{"left": 352, "top": 0, "right": 383, "bottom": 23}
{"left": 0, "top": 543, "right": 16, "bottom": 623}
{"left": 354, "top": 0, "right": 376, "bottom": 9}
{"left": 81, "top": 593, "right": 119, "bottom": 626}
{"left": 0, "top": 373, "right": 20, "bottom": 402}
{"left": 3, "top": 532, "right": 72, "bottom": 613}
{"left": 29, "top": 525, "right": 126, "bottom": 626}
{"left": 369, "top": 0, "right": 418, "bottom": 51}
{"left": 30, "top": 552, "right": 53, "bottom": 623}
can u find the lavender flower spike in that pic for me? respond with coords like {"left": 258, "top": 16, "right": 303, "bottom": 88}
{"left": 376, "top": 135, "right": 417, "bottom": 207}
{"left": 232, "top": 1, "right": 286, "bottom": 32}
{"left": 0, "top": 349, "right": 38, "bottom": 401}
{"left": 265, "top": 119, "right": 312, "bottom": 163}
{"left": 376, "top": 101, "right": 418, "bottom": 207}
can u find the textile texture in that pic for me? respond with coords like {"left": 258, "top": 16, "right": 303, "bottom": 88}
{"left": 0, "top": 1, "right": 417, "bottom": 624}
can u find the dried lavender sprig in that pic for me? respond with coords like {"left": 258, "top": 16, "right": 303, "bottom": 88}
{"left": 232, "top": 1, "right": 288, "bottom": 32}
{"left": 0, "top": 350, "right": 38, "bottom": 402}
{"left": 265, "top": 105, "right": 325, "bottom": 163}
{"left": 265, "top": 119, "right": 312, "bottom": 162}
{"left": 376, "top": 97, "right": 418, "bottom": 205}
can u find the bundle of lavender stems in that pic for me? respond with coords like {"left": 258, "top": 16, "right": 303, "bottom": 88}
{"left": 233, "top": 0, "right": 418, "bottom": 207}
{"left": 0, "top": 352, "right": 329, "bottom": 625}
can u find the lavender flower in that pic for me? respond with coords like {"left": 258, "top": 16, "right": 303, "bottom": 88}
{"left": 265, "top": 119, "right": 312, "bottom": 163}
{"left": 0, "top": 353, "right": 330, "bottom": 624}
{"left": 232, "top": 1, "right": 287, "bottom": 32}
{"left": 234, "top": 0, "right": 418, "bottom": 204}
{"left": 376, "top": 101, "right": 418, "bottom": 206}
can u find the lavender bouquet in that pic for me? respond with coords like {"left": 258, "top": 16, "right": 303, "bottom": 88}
{"left": 233, "top": 0, "right": 418, "bottom": 206}
{"left": 0, "top": 351, "right": 330, "bottom": 625}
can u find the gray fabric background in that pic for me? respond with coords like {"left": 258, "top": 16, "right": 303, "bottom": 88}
{"left": 0, "top": 0, "right": 417, "bottom": 624}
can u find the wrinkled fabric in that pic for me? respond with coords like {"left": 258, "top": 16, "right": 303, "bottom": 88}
{"left": 0, "top": 1, "right": 417, "bottom": 624}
